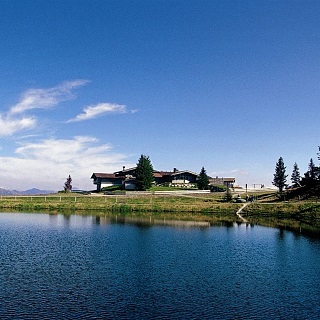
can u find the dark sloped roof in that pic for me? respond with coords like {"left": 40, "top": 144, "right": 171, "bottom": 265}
{"left": 171, "top": 170, "right": 198, "bottom": 176}
{"left": 91, "top": 173, "right": 123, "bottom": 179}
{"left": 209, "top": 177, "right": 235, "bottom": 182}
{"left": 153, "top": 172, "right": 164, "bottom": 178}
{"left": 223, "top": 178, "right": 235, "bottom": 182}
{"left": 157, "top": 171, "right": 174, "bottom": 176}
{"left": 113, "top": 167, "right": 137, "bottom": 175}
{"left": 91, "top": 170, "right": 201, "bottom": 180}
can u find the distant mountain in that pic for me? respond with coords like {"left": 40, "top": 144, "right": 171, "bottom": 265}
{"left": 0, "top": 188, "right": 55, "bottom": 196}
{"left": 0, "top": 188, "right": 17, "bottom": 196}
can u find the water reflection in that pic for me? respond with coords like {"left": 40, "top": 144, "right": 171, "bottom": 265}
{"left": 95, "top": 215, "right": 100, "bottom": 225}
{"left": 277, "top": 227, "right": 285, "bottom": 240}
{"left": 91, "top": 214, "right": 320, "bottom": 238}
{"left": 0, "top": 212, "right": 319, "bottom": 320}
{"left": 1, "top": 210, "right": 320, "bottom": 238}
{"left": 94, "top": 214, "right": 211, "bottom": 229}
{"left": 43, "top": 212, "right": 319, "bottom": 238}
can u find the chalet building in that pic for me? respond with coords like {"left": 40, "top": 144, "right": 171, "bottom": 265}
{"left": 91, "top": 167, "right": 235, "bottom": 191}
{"left": 209, "top": 177, "right": 235, "bottom": 188}
{"left": 91, "top": 167, "right": 198, "bottom": 191}
{"left": 90, "top": 173, "right": 124, "bottom": 192}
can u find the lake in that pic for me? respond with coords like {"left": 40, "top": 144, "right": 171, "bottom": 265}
{"left": 0, "top": 212, "right": 319, "bottom": 319}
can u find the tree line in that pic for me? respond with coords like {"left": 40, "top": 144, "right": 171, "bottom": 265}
{"left": 272, "top": 146, "right": 320, "bottom": 193}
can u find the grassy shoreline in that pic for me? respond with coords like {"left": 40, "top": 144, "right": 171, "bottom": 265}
{"left": 0, "top": 192, "right": 319, "bottom": 235}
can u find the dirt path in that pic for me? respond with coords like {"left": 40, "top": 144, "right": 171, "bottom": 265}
{"left": 235, "top": 203, "right": 249, "bottom": 222}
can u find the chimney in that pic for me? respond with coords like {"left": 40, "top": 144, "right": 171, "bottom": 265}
{"left": 173, "top": 168, "right": 178, "bottom": 173}
{"left": 123, "top": 166, "right": 125, "bottom": 171}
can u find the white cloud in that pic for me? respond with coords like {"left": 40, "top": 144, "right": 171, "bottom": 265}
{"left": 67, "top": 102, "right": 127, "bottom": 122}
{"left": 0, "top": 114, "right": 36, "bottom": 136}
{"left": 0, "top": 81, "right": 137, "bottom": 189}
{"left": 0, "top": 80, "right": 90, "bottom": 137}
{"left": 0, "top": 136, "right": 132, "bottom": 191}
{"left": 9, "top": 80, "right": 89, "bottom": 114}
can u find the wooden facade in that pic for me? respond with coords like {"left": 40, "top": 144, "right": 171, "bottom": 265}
{"left": 209, "top": 177, "right": 235, "bottom": 188}
{"left": 91, "top": 168, "right": 235, "bottom": 191}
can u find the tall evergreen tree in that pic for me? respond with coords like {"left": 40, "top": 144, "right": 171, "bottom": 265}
{"left": 64, "top": 175, "right": 72, "bottom": 192}
{"left": 197, "top": 166, "right": 209, "bottom": 190}
{"left": 135, "top": 155, "right": 154, "bottom": 191}
{"left": 272, "top": 157, "right": 287, "bottom": 192}
{"left": 308, "top": 158, "right": 317, "bottom": 181}
{"left": 223, "top": 187, "right": 233, "bottom": 202}
{"left": 303, "top": 158, "right": 319, "bottom": 187}
{"left": 291, "top": 162, "right": 301, "bottom": 187}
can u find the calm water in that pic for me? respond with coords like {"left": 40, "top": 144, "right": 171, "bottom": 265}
{"left": 0, "top": 213, "right": 319, "bottom": 320}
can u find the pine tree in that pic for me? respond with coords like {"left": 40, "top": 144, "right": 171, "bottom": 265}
{"left": 223, "top": 187, "right": 233, "bottom": 202}
{"left": 291, "top": 162, "right": 301, "bottom": 187}
{"left": 272, "top": 157, "right": 287, "bottom": 192}
{"left": 64, "top": 175, "right": 72, "bottom": 192}
{"left": 197, "top": 166, "right": 209, "bottom": 190}
{"left": 303, "top": 158, "right": 319, "bottom": 187}
{"left": 135, "top": 155, "right": 154, "bottom": 191}
{"left": 308, "top": 158, "right": 317, "bottom": 181}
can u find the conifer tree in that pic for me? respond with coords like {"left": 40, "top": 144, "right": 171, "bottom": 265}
{"left": 272, "top": 157, "right": 287, "bottom": 192}
{"left": 64, "top": 175, "right": 72, "bottom": 192}
{"left": 303, "top": 158, "right": 319, "bottom": 187}
{"left": 135, "top": 155, "right": 154, "bottom": 191}
{"left": 223, "top": 187, "right": 233, "bottom": 202}
{"left": 197, "top": 166, "right": 209, "bottom": 190}
{"left": 308, "top": 158, "right": 317, "bottom": 181}
{"left": 291, "top": 162, "right": 301, "bottom": 187}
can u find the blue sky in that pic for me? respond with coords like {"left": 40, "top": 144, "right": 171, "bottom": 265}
{"left": 0, "top": 0, "right": 319, "bottom": 191}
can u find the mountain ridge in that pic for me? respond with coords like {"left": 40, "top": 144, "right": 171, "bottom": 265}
{"left": 0, "top": 188, "right": 55, "bottom": 196}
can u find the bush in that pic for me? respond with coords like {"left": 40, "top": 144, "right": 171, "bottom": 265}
{"left": 223, "top": 188, "right": 233, "bottom": 202}
{"left": 210, "top": 185, "right": 227, "bottom": 192}
{"left": 101, "top": 185, "right": 122, "bottom": 192}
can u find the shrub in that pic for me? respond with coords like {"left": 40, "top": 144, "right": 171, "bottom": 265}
{"left": 101, "top": 185, "right": 122, "bottom": 192}
{"left": 223, "top": 188, "right": 233, "bottom": 202}
{"left": 210, "top": 185, "right": 227, "bottom": 192}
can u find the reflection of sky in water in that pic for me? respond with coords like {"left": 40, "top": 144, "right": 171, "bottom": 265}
{"left": 0, "top": 212, "right": 96, "bottom": 229}
{"left": 0, "top": 212, "right": 319, "bottom": 319}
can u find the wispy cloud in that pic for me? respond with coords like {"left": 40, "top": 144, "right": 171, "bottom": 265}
{"left": 0, "top": 80, "right": 89, "bottom": 137}
{"left": 0, "top": 136, "right": 131, "bottom": 190}
{"left": 9, "top": 80, "right": 89, "bottom": 115}
{"left": 67, "top": 102, "right": 127, "bottom": 122}
{"left": 0, "top": 114, "right": 36, "bottom": 136}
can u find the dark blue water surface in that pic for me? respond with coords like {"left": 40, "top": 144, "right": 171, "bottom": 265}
{"left": 0, "top": 213, "right": 319, "bottom": 319}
